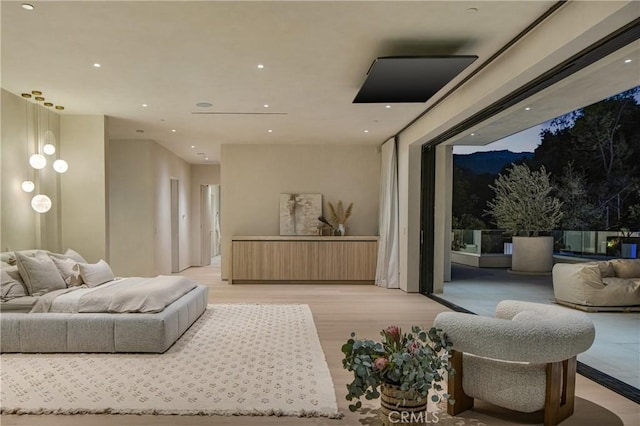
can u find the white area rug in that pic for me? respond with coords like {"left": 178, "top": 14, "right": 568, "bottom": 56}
{"left": 0, "top": 304, "right": 341, "bottom": 418}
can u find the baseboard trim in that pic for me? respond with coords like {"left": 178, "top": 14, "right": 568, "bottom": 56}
{"left": 426, "top": 294, "right": 640, "bottom": 404}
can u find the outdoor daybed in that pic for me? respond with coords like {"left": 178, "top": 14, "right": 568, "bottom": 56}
{"left": 1, "top": 249, "right": 208, "bottom": 353}
{"left": 552, "top": 259, "right": 640, "bottom": 312}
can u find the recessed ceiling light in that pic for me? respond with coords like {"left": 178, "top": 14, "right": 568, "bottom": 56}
{"left": 196, "top": 102, "right": 213, "bottom": 108}
{"left": 525, "top": 107, "right": 531, "bottom": 111}
{"left": 142, "top": 104, "right": 148, "bottom": 107}
{"left": 263, "top": 104, "right": 269, "bottom": 108}
{"left": 470, "top": 133, "right": 475, "bottom": 136}
{"left": 21, "top": 3, "right": 34, "bottom": 10}
{"left": 191, "top": 145, "right": 195, "bottom": 149}
{"left": 171, "top": 129, "right": 176, "bottom": 133}
{"left": 624, "top": 59, "right": 632, "bottom": 63}
{"left": 385, "top": 105, "right": 391, "bottom": 109}
{"left": 268, "top": 129, "right": 273, "bottom": 133}
{"left": 205, "top": 157, "right": 209, "bottom": 160}
{"left": 93, "top": 63, "right": 101, "bottom": 68}
{"left": 257, "top": 64, "right": 265, "bottom": 69}
{"left": 364, "top": 130, "right": 369, "bottom": 133}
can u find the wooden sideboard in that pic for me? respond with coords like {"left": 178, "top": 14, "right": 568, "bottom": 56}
{"left": 231, "top": 236, "right": 378, "bottom": 284}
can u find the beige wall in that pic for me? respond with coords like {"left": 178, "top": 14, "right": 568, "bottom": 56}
{"left": 1, "top": 89, "right": 61, "bottom": 253}
{"left": 152, "top": 143, "right": 192, "bottom": 274}
{"left": 220, "top": 144, "right": 380, "bottom": 279}
{"left": 109, "top": 139, "right": 192, "bottom": 276}
{"left": 108, "top": 139, "right": 155, "bottom": 276}
{"left": 190, "top": 164, "right": 221, "bottom": 266}
{"left": 60, "top": 115, "right": 108, "bottom": 263}
{"left": 396, "top": 1, "right": 637, "bottom": 292}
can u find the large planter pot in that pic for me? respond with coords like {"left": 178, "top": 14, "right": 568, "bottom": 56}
{"left": 380, "top": 382, "right": 428, "bottom": 426}
{"left": 511, "top": 236, "right": 554, "bottom": 273}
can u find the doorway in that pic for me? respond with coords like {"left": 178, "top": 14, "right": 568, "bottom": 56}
{"left": 200, "top": 185, "right": 212, "bottom": 266}
{"left": 211, "top": 184, "right": 221, "bottom": 258}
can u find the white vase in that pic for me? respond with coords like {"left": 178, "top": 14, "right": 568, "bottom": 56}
{"left": 337, "top": 224, "right": 346, "bottom": 236}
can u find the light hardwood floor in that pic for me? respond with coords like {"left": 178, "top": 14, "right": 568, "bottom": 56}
{"left": 3, "top": 261, "right": 639, "bottom": 426}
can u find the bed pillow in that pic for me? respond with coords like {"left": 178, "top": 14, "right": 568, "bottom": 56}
{"left": 15, "top": 251, "right": 66, "bottom": 296}
{"left": 51, "top": 256, "right": 84, "bottom": 287}
{"left": 64, "top": 248, "right": 87, "bottom": 263}
{"left": 76, "top": 260, "right": 114, "bottom": 287}
{"left": 1, "top": 263, "right": 28, "bottom": 300}
{"left": 1, "top": 249, "right": 43, "bottom": 266}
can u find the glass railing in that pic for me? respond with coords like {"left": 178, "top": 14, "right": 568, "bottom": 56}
{"left": 451, "top": 229, "right": 510, "bottom": 255}
{"left": 452, "top": 229, "right": 640, "bottom": 259}
{"left": 552, "top": 230, "right": 639, "bottom": 259}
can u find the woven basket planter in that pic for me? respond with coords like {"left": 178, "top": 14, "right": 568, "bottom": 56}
{"left": 379, "top": 382, "right": 428, "bottom": 426}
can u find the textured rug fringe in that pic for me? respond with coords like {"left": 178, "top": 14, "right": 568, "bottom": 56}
{"left": 0, "top": 407, "right": 343, "bottom": 418}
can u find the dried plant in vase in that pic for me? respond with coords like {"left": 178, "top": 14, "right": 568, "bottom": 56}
{"left": 327, "top": 201, "right": 353, "bottom": 236}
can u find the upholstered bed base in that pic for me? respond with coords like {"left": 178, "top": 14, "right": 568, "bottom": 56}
{"left": 0, "top": 285, "right": 208, "bottom": 353}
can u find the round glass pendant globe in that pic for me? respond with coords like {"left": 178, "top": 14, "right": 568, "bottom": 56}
{"left": 43, "top": 144, "right": 56, "bottom": 155}
{"left": 31, "top": 194, "right": 52, "bottom": 213}
{"left": 53, "top": 159, "right": 68, "bottom": 173}
{"left": 29, "top": 154, "right": 47, "bottom": 169}
{"left": 21, "top": 180, "right": 35, "bottom": 193}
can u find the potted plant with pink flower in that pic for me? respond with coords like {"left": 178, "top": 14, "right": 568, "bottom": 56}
{"left": 341, "top": 325, "right": 453, "bottom": 419}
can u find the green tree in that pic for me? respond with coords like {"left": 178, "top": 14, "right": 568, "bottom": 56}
{"left": 533, "top": 87, "right": 640, "bottom": 230}
{"left": 556, "top": 162, "right": 601, "bottom": 230}
{"left": 486, "top": 164, "right": 563, "bottom": 236}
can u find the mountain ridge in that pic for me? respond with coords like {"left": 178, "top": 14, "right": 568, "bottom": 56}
{"left": 454, "top": 150, "right": 533, "bottom": 175}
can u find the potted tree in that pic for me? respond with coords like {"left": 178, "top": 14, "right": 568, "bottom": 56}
{"left": 486, "top": 163, "right": 563, "bottom": 273}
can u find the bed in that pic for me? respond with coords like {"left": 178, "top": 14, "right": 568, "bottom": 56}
{"left": 1, "top": 249, "right": 208, "bottom": 353}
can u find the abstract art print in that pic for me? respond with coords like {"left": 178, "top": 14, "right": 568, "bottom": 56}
{"left": 280, "top": 193, "right": 322, "bottom": 235}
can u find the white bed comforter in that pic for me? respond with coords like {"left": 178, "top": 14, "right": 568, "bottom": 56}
{"left": 30, "top": 275, "right": 197, "bottom": 314}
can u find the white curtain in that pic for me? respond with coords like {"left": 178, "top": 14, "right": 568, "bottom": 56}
{"left": 375, "top": 137, "right": 400, "bottom": 288}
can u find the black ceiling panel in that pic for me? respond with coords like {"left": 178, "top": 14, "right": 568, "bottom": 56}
{"left": 353, "top": 56, "right": 478, "bottom": 103}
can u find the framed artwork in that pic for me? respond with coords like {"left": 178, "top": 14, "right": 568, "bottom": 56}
{"left": 279, "top": 193, "right": 322, "bottom": 235}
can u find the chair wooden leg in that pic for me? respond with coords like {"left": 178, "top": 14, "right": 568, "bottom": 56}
{"left": 448, "top": 350, "right": 474, "bottom": 416}
{"left": 544, "top": 356, "right": 577, "bottom": 426}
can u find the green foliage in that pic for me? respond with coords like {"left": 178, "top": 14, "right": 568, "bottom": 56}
{"left": 452, "top": 214, "right": 486, "bottom": 230}
{"left": 486, "top": 163, "right": 563, "bottom": 236}
{"left": 341, "top": 325, "right": 453, "bottom": 412}
{"left": 533, "top": 87, "right": 640, "bottom": 230}
{"left": 454, "top": 87, "right": 640, "bottom": 233}
{"left": 556, "top": 162, "right": 602, "bottom": 230}
{"left": 451, "top": 238, "right": 466, "bottom": 251}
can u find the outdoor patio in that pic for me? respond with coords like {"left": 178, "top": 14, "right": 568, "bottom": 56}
{"left": 437, "top": 264, "right": 640, "bottom": 394}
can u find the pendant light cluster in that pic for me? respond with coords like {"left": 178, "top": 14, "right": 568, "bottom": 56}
{"left": 20, "top": 90, "right": 67, "bottom": 213}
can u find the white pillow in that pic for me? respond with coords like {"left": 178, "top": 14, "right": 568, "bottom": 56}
{"left": 76, "top": 260, "right": 114, "bottom": 287}
{"left": 63, "top": 248, "right": 87, "bottom": 264}
{"left": 15, "top": 251, "right": 66, "bottom": 296}
{"left": 51, "top": 256, "right": 84, "bottom": 287}
{"left": 1, "top": 263, "right": 28, "bottom": 300}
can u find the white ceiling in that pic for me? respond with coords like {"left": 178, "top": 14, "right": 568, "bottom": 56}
{"left": 447, "top": 39, "right": 640, "bottom": 149}
{"left": 1, "top": 1, "right": 562, "bottom": 164}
